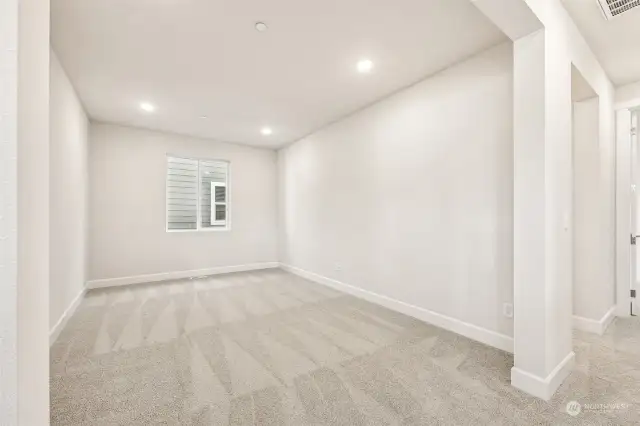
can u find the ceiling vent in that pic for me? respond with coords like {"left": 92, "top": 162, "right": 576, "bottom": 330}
{"left": 597, "top": 0, "right": 640, "bottom": 20}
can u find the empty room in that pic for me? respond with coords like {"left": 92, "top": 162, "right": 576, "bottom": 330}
{"left": 3, "top": 0, "right": 640, "bottom": 424}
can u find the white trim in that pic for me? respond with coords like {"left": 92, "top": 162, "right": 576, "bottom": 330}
{"left": 86, "top": 262, "right": 279, "bottom": 289}
{"left": 280, "top": 263, "right": 514, "bottom": 353}
{"left": 602, "top": 306, "right": 617, "bottom": 333}
{"left": 165, "top": 155, "right": 231, "bottom": 232}
{"left": 511, "top": 352, "right": 575, "bottom": 401}
{"left": 166, "top": 227, "right": 230, "bottom": 233}
{"left": 573, "top": 306, "right": 617, "bottom": 335}
{"left": 210, "top": 181, "right": 228, "bottom": 226}
{"left": 49, "top": 287, "right": 87, "bottom": 346}
{"left": 615, "top": 109, "right": 634, "bottom": 317}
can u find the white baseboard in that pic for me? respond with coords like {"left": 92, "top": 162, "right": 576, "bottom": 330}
{"left": 511, "top": 351, "right": 575, "bottom": 400}
{"left": 50, "top": 287, "right": 87, "bottom": 346}
{"left": 573, "top": 306, "right": 616, "bottom": 335}
{"left": 280, "top": 263, "right": 514, "bottom": 353}
{"left": 86, "top": 262, "right": 279, "bottom": 289}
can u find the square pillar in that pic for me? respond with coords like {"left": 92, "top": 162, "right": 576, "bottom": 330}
{"left": 511, "top": 29, "right": 575, "bottom": 400}
{"left": 0, "top": 0, "right": 19, "bottom": 422}
{"left": 17, "top": 0, "right": 51, "bottom": 423}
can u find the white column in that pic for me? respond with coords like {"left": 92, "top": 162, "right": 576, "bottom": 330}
{"left": 511, "top": 29, "right": 575, "bottom": 400}
{"left": 471, "top": 0, "right": 617, "bottom": 400}
{"left": 0, "top": 0, "right": 19, "bottom": 422}
{"left": 512, "top": 29, "right": 548, "bottom": 382}
{"left": 17, "top": 0, "right": 51, "bottom": 423}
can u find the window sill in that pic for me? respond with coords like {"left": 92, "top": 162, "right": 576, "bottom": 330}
{"left": 166, "top": 227, "right": 231, "bottom": 233}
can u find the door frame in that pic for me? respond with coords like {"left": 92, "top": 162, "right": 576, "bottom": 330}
{"left": 616, "top": 105, "right": 639, "bottom": 317}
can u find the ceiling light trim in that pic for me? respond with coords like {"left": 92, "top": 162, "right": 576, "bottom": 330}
{"left": 357, "top": 59, "right": 374, "bottom": 74}
{"left": 139, "top": 102, "right": 156, "bottom": 112}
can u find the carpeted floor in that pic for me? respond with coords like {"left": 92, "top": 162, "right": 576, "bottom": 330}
{"left": 51, "top": 269, "right": 639, "bottom": 425}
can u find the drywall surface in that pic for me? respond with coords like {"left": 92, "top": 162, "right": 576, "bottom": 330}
{"left": 89, "top": 123, "right": 278, "bottom": 280}
{"left": 50, "top": 50, "right": 89, "bottom": 331}
{"left": 279, "top": 43, "right": 514, "bottom": 338}
{"left": 573, "top": 97, "right": 613, "bottom": 320}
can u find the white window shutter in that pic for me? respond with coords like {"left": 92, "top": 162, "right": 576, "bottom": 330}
{"left": 210, "top": 182, "right": 227, "bottom": 225}
{"left": 200, "top": 160, "right": 228, "bottom": 228}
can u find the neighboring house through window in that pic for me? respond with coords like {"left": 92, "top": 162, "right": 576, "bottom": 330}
{"left": 166, "top": 156, "right": 229, "bottom": 231}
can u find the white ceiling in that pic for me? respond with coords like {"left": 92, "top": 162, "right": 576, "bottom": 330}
{"left": 51, "top": 0, "right": 506, "bottom": 148}
{"left": 562, "top": 0, "right": 640, "bottom": 87}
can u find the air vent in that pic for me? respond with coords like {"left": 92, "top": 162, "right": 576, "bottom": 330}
{"left": 597, "top": 0, "right": 640, "bottom": 20}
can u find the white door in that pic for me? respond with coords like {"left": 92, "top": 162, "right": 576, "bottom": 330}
{"left": 632, "top": 111, "right": 638, "bottom": 315}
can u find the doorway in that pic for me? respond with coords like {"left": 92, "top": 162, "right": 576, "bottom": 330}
{"left": 616, "top": 107, "right": 640, "bottom": 317}
{"left": 631, "top": 110, "right": 638, "bottom": 315}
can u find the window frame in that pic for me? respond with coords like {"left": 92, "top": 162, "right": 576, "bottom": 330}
{"left": 210, "top": 181, "right": 228, "bottom": 226}
{"left": 165, "top": 154, "right": 231, "bottom": 233}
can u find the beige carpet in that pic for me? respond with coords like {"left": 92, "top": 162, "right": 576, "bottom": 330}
{"left": 51, "top": 269, "right": 639, "bottom": 425}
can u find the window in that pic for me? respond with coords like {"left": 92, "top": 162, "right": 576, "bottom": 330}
{"left": 166, "top": 156, "right": 229, "bottom": 231}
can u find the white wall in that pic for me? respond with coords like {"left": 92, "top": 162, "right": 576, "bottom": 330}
{"left": 17, "top": 0, "right": 51, "bottom": 422}
{"left": 50, "top": 51, "right": 89, "bottom": 331}
{"left": 279, "top": 43, "right": 514, "bottom": 339}
{"left": 573, "top": 98, "right": 613, "bottom": 320}
{"left": 89, "top": 123, "right": 278, "bottom": 280}
{"left": 616, "top": 80, "right": 640, "bottom": 109}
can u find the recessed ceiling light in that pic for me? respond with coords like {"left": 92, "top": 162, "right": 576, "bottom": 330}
{"left": 357, "top": 59, "right": 374, "bottom": 74}
{"left": 139, "top": 102, "right": 155, "bottom": 112}
{"left": 255, "top": 22, "right": 268, "bottom": 32}
{"left": 261, "top": 127, "right": 273, "bottom": 136}
{"left": 199, "top": 115, "right": 208, "bottom": 119}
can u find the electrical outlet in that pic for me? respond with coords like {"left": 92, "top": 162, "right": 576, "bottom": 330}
{"left": 503, "top": 303, "right": 514, "bottom": 318}
{"left": 334, "top": 262, "right": 342, "bottom": 272}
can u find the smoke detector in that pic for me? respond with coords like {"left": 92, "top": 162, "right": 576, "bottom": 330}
{"left": 597, "top": 0, "right": 640, "bottom": 20}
